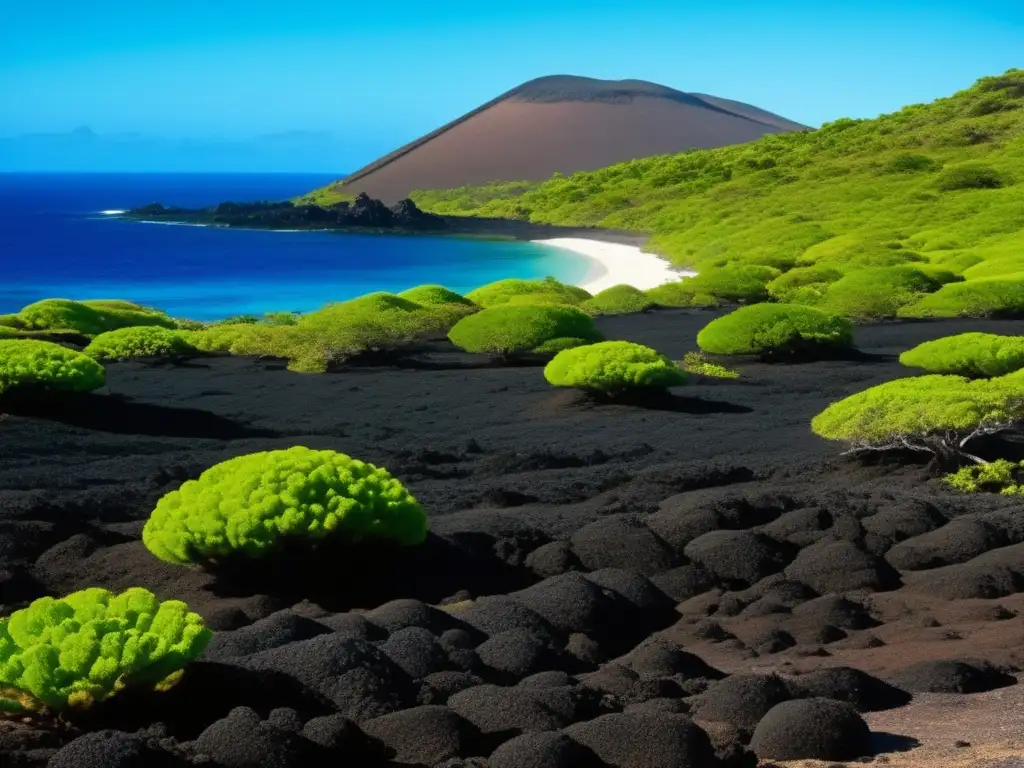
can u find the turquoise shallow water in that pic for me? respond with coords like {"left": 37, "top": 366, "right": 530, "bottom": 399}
{"left": 0, "top": 173, "right": 592, "bottom": 321}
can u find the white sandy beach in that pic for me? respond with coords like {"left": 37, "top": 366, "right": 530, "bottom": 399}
{"left": 532, "top": 237, "right": 695, "bottom": 294}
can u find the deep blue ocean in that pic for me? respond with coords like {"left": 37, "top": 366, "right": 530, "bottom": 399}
{"left": 0, "top": 173, "right": 590, "bottom": 321}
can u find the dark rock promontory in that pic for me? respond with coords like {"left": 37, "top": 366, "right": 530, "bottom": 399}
{"left": 125, "top": 193, "right": 447, "bottom": 233}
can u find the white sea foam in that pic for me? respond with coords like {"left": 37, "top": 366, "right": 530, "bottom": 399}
{"left": 99, "top": 209, "right": 126, "bottom": 215}
{"left": 532, "top": 238, "right": 696, "bottom": 293}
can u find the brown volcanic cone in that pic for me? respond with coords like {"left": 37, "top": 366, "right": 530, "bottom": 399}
{"left": 334, "top": 75, "right": 807, "bottom": 203}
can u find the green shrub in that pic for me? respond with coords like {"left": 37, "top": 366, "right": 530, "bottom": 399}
{"left": 885, "top": 153, "right": 940, "bottom": 174}
{"left": 185, "top": 324, "right": 329, "bottom": 373}
{"left": 448, "top": 304, "right": 602, "bottom": 356}
{"left": 0, "top": 587, "right": 210, "bottom": 713}
{"left": 765, "top": 265, "right": 845, "bottom": 304}
{"left": 944, "top": 459, "right": 1024, "bottom": 494}
{"left": 648, "top": 265, "right": 781, "bottom": 307}
{"left": 811, "top": 374, "right": 1024, "bottom": 460}
{"left": 298, "top": 292, "right": 453, "bottom": 354}
{"left": 84, "top": 326, "right": 197, "bottom": 361}
{"left": 264, "top": 312, "right": 299, "bottom": 325}
{"left": 696, "top": 304, "right": 854, "bottom": 358}
{"left": 143, "top": 446, "right": 427, "bottom": 566}
{"left": 820, "top": 266, "right": 942, "bottom": 319}
{"left": 398, "top": 284, "right": 476, "bottom": 308}
{"left": 681, "top": 351, "right": 740, "bottom": 379}
{"left": 900, "top": 333, "right": 1024, "bottom": 377}
{"left": 544, "top": 341, "right": 687, "bottom": 393}
{"left": 465, "top": 277, "right": 591, "bottom": 308}
{"left": 17, "top": 299, "right": 175, "bottom": 336}
{"left": 936, "top": 162, "right": 1008, "bottom": 191}
{"left": 581, "top": 284, "right": 655, "bottom": 315}
{"left": 214, "top": 315, "right": 261, "bottom": 326}
{"left": 898, "top": 278, "right": 1024, "bottom": 318}
{"left": 962, "top": 256, "right": 1024, "bottom": 281}
{"left": 0, "top": 340, "right": 106, "bottom": 396}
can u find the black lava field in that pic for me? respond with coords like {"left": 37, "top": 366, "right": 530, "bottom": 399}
{"left": 3, "top": 309, "right": 1024, "bottom": 768}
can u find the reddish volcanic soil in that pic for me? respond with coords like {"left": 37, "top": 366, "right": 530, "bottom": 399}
{"left": 331, "top": 75, "right": 807, "bottom": 203}
{"left": 2, "top": 309, "right": 1024, "bottom": 767}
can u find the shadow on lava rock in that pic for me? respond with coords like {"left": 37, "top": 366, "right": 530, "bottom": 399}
{"left": 585, "top": 389, "right": 754, "bottom": 414}
{"left": 0, "top": 390, "right": 278, "bottom": 439}
{"left": 74, "top": 662, "right": 333, "bottom": 740}
{"left": 206, "top": 533, "right": 534, "bottom": 612}
{"left": 870, "top": 732, "right": 922, "bottom": 755}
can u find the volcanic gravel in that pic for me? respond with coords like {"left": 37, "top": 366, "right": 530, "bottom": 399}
{"left": 3, "top": 309, "right": 1024, "bottom": 766}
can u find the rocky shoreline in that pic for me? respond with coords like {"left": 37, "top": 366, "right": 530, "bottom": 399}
{"left": 122, "top": 193, "right": 650, "bottom": 247}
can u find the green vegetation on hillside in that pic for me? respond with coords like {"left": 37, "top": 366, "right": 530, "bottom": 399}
{"left": 402, "top": 70, "right": 1024, "bottom": 319}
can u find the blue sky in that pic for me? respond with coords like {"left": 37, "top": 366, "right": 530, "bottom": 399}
{"left": 1, "top": 0, "right": 1021, "bottom": 169}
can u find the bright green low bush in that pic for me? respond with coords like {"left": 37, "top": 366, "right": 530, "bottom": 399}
{"left": 900, "top": 333, "right": 1024, "bottom": 377}
{"left": 398, "top": 284, "right": 475, "bottom": 308}
{"left": 142, "top": 446, "right": 427, "bottom": 565}
{"left": 84, "top": 326, "right": 197, "bottom": 361}
{"left": 944, "top": 459, "right": 1024, "bottom": 494}
{"left": 765, "top": 265, "right": 844, "bottom": 304}
{"left": 647, "top": 265, "right": 780, "bottom": 307}
{"left": 581, "top": 284, "right": 655, "bottom": 315}
{"left": 681, "top": 351, "right": 740, "bottom": 379}
{"left": 544, "top": 341, "right": 687, "bottom": 393}
{"left": 898, "top": 278, "right": 1024, "bottom": 318}
{"left": 298, "top": 292, "right": 454, "bottom": 357}
{"left": 811, "top": 374, "right": 1024, "bottom": 460}
{"left": 819, "top": 266, "right": 942, "bottom": 319}
{"left": 0, "top": 340, "right": 106, "bottom": 396}
{"left": 936, "top": 162, "right": 1008, "bottom": 191}
{"left": 696, "top": 304, "right": 854, "bottom": 358}
{"left": 466, "top": 277, "right": 591, "bottom": 308}
{"left": 0, "top": 587, "right": 210, "bottom": 712}
{"left": 16, "top": 299, "right": 175, "bottom": 336}
{"left": 448, "top": 304, "right": 602, "bottom": 356}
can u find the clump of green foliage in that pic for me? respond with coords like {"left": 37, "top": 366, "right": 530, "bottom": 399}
{"left": 0, "top": 340, "right": 106, "bottom": 396}
{"left": 818, "top": 266, "right": 945, "bottom": 320}
{"left": 186, "top": 292, "right": 458, "bottom": 373}
{"left": 581, "top": 284, "right": 655, "bottom": 315}
{"left": 543, "top": 341, "right": 687, "bottom": 394}
{"left": 681, "top": 351, "right": 741, "bottom": 379}
{"left": 900, "top": 332, "right": 1024, "bottom": 377}
{"left": 811, "top": 373, "right": 1024, "bottom": 462}
{"left": 84, "top": 326, "right": 197, "bottom": 361}
{"left": 385, "top": 70, "right": 1023, "bottom": 303}
{"left": 0, "top": 587, "right": 210, "bottom": 713}
{"left": 936, "top": 162, "right": 1008, "bottom": 191}
{"left": 143, "top": 446, "right": 427, "bottom": 566}
{"left": 944, "top": 459, "right": 1024, "bottom": 494}
{"left": 448, "top": 304, "right": 602, "bottom": 356}
{"left": 898, "top": 277, "right": 1024, "bottom": 318}
{"left": 647, "top": 265, "right": 781, "bottom": 307}
{"left": 14, "top": 299, "right": 176, "bottom": 336}
{"left": 465, "top": 277, "right": 591, "bottom": 308}
{"left": 696, "top": 304, "right": 854, "bottom": 358}
{"left": 398, "top": 284, "right": 475, "bottom": 308}
{"left": 264, "top": 312, "right": 300, "bottom": 326}
{"left": 765, "top": 265, "right": 845, "bottom": 304}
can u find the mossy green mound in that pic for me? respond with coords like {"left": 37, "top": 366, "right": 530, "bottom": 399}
{"left": 900, "top": 332, "right": 1024, "bottom": 377}
{"left": 697, "top": 304, "right": 853, "bottom": 358}
{"left": 898, "top": 277, "right": 1024, "bottom": 318}
{"left": 448, "top": 304, "right": 602, "bottom": 356}
{"left": 465, "top": 277, "right": 591, "bottom": 308}
{"left": 582, "top": 284, "right": 655, "bottom": 315}
{"left": 0, "top": 587, "right": 210, "bottom": 712}
{"left": 143, "top": 446, "right": 427, "bottom": 566}
{"left": 0, "top": 340, "right": 106, "bottom": 396}
{"left": 85, "top": 326, "right": 197, "bottom": 361}
{"left": 544, "top": 341, "right": 687, "bottom": 393}
{"left": 15, "top": 299, "right": 175, "bottom": 336}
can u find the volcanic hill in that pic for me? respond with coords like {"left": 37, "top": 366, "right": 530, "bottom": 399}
{"left": 308, "top": 75, "right": 807, "bottom": 204}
